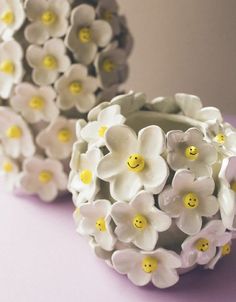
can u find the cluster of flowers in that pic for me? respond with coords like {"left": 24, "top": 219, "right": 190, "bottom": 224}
{"left": 69, "top": 91, "right": 236, "bottom": 288}
{"left": 0, "top": 0, "right": 132, "bottom": 201}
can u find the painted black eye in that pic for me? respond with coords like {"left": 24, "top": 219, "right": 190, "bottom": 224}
{"left": 135, "top": 157, "right": 138, "bottom": 159}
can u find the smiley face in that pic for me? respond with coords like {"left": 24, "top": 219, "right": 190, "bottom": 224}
{"left": 215, "top": 133, "right": 226, "bottom": 144}
{"left": 79, "top": 27, "right": 92, "bottom": 43}
{"left": 185, "top": 145, "right": 199, "bottom": 161}
{"left": 195, "top": 238, "right": 209, "bottom": 252}
{"left": 183, "top": 192, "right": 199, "bottom": 209}
{"left": 95, "top": 218, "right": 106, "bottom": 232}
{"left": 132, "top": 214, "right": 147, "bottom": 230}
{"left": 126, "top": 153, "right": 145, "bottom": 172}
{"left": 142, "top": 256, "right": 158, "bottom": 273}
{"left": 222, "top": 243, "right": 231, "bottom": 256}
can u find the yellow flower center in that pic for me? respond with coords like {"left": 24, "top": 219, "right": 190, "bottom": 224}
{"left": 95, "top": 218, "right": 106, "bottom": 232}
{"left": 214, "top": 133, "right": 226, "bottom": 144}
{"left": 183, "top": 192, "right": 199, "bottom": 209}
{"left": 80, "top": 169, "right": 93, "bottom": 185}
{"left": 43, "top": 55, "right": 57, "bottom": 69}
{"left": 6, "top": 125, "right": 22, "bottom": 139}
{"left": 102, "top": 59, "right": 116, "bottom": 73}
{"left": 78, "top": 27, "right": 92, "bottom": 43}
{"left": 230, "top": 181, "right": 236, "bottom": 192}
{"left": 41, "top": 10, "right": 56, "bottom": 25}
{"left": 0, "top": 10, "right": 14, "bottom": 25}
{"left": 101, "top": 10, "right": 113, "bottom": 22}
{"left": 69, "top": 81, "right": 83, "bottom": 95}
{"left": 222, "top": 243, "right": 231, "bottom": 256}
{"left": 57, "top": 128, "right": 72, "bottom": 143}
{"left": 38, "top": 170, "right": 53, "bottom": 184}
{"left": 142, "top": 257, "right": 158, "bottom": 273}
{"left": 98, "top": 126, "right": 108, "bottom": 137}
{"left": 29, "top": 96, "right": 45, "bottom": 110}
{"left": 185, "top": 145, "right": 199, "bottom": 161}
{"left": 2, "top": 161, "right": 13, "bottom": 173}
{"left": 132, "top": 214, "right": 148, "bottom": 230}
{"left": 126, "top": 153, "right": 145, "bottom": 173}
{"left": 195, "top": 238, "right": 209, "bottom": 252}
{"left": 74, "top": 207, "right": 80, "bottom": 219}
{"left": 0, "top": 60, "right": 15, "bottom": 74}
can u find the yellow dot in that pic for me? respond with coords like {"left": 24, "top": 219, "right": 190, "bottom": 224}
{"left": 142, "top": 257, "right": 158, "bottom": 273}
{"left": 183, "top": 193, "right": 199, "bottom": 209}
{"left": 0, "top": 60, "right": 15, "bottom": 74}
{"left": 222, "top": 243, "right": 231, "bottom": 256}
{"left": 214, "top": 133, "right": 226, "bottom": 145}
{"left": 98, "top": 126, "right": 108, "bottom": 137}
{"left": 2, "top": 161, "right": 13, "bottom": 173}
{"left": 95, "top": 218, "right": 106, "bottom": 232}
{"left": 0, "top": 10, "right": 14, "bottom": 25}
{"left": 38, "top": 170, "right": 53, "bottom": 184}
{"left": 6, "top": 125, "right": 22, "bottom": 139}
{"left": 185, "top": 145, "right": 199, "bottom": 161}
{"left": 101, "top": 10, "right": 113, "bottom": 22}
{"left": 41, "top": 10, "right": 56, "bottom": 25}
{"left": 132, "top": 214, "right": 148, "bottom": 230}
{"left": 57, "top": 128, "right": 72, "bottom": 143}
{"left": 29, "top": 96, "right": 45, "bottom": 110}
{"left": 102, "top": 59, "right": 116, "bottom": 73}
{"left": 69, "top": 81, "right": 83, "bottom": 95}
{"left": 78, "top": 27, "right": 92, "bottom": 43}
{"left": 126, "top": 153, "right": 145, "bottom": 173}
{"left": 43, "top": 55, "right": 57, "bottom": 69}
{"left": 195, "top": 238, "right": 209, "bottom": 252}
{"left": 80, "top": 169, "right": 93, "bottom": 185}
{"left": 231, "top": 181, "right": 236, "bottom": 193}
{"left": 74, "top": 207, "right": 80, "bottom": 219}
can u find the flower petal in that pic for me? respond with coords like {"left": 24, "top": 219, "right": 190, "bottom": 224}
{"left": 198, "top": 196, "right": 219, "bottom": 217}
{"left": 152, "top": 265, "right": 179, "bottom": 288}
{"left": 133, "top": 226, "right": 158, "bottom": 251}
{"left": 138, "top": 125, "right": 165, "bottom": 157}
{"left": 110, "top": 170, "right": 142, "bottom": 202}
{"left": 176, "top": 210, "right": 202, "bottom": 235}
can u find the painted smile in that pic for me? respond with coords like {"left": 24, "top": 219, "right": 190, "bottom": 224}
{"left": 127, "top": 162, "right": 139, "bottom": 169}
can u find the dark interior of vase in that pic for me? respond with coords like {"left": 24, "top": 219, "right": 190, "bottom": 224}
{"left": 126, "top": 111, "right": 194, "bottom": 134}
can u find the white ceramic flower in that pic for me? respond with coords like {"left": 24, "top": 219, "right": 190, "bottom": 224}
{"left": 167, "top": 128, "right": 217, "bottom": 177}
{"left": 97, "top": 0, "right": 121, "bottom": 35}
{"left": 80, "top": 104, "right": 125, "bottom": 148}
{"left": 218, "top": 156, "right": 236, "bottom": 230}
{"left": 181, "top": 220, "right": 231, "bottom": 267}
{"left": 26, "top": 38, "right": 70, "bottom": 86}
{"left": 0, "top": 154, "right": 19, "bottom": 191}
{"left": 111, "top": 191, "right": 171, "bottom": 250}
{"left": 175, "top": 93, "right": 222, "bottom": 123}
{"left": 0, "top": 40, "right": 24, "bottom": 99}
{"left": 205, "top": 238, "right": 232, "bottom": 269}
{"left": 78, "top": 199, "right": 116, "bottom": 251}
{"left": 97, "top": 124, "right": 169, "bottom": 202}
{"left": 0, "top": 0, "right": 25, "bottom": 41}
{"left": 20, "top": 157, "right": 67, "bottom": 202}
{"left": 10, "top": 83, "right": 59, "bottom": 124}
{"left": 0, "top": 107, "right": 35, "bottom": 158}
{"left": 112, "top": 248, "right": 181, "bottom": 288}
{"left": 206, "top": 120, "right": 236, "bottom": 156}
{"left": 25, "top": 0, "right": 70, "bottom": 45}
{"left": 96, "top": 47, "right": 128, "bottom": 88}
{"left": 68, "top": 148, "right": 102, "bottom": 205}
{"left": 36, "top": 117, "right": 76, "bottom": 160}
{"left": 159, "top": 170, "right": 219, "bottom": 235}
{"left": 55, "top": 64, "right": 98, "bottom": 112}
{"left": 65, "top": 4, "right": 112, "bottom": 65}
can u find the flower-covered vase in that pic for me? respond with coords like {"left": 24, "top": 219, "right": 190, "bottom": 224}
{"left": 68, "top": 91, "right": 236, "bottom": 289}
{"left": 0, "top": 0, "right": 132, "bottom": 201}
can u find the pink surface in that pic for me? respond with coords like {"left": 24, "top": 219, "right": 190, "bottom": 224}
{"left": 1, "top": 116, "right": 236, "bottom": 302}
